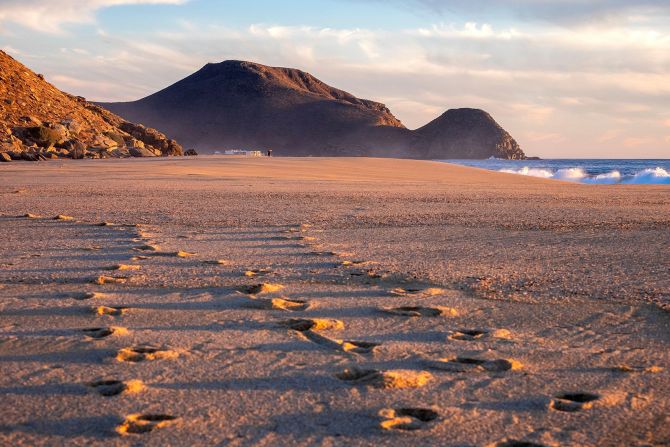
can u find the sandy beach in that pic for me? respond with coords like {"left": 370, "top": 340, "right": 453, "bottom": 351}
{"left": 0, "top": 156, "right": 668, "bottom": 446}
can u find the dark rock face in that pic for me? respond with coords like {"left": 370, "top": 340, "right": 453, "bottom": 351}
{"left": 101, "top": 60, "right": 525, "bottom": 159}
{"left": 0, "top": 50, "right": 184, "bottom": 161}
{"left": 129, "top": 146, "right": 158, "bottom": 157}
{"left": 102, "top": 60, "right": 406, "bottom": 157}
{"left": 119, "top": 122, "right": 184, "bottom": 156}
{"left": 415, "top": 109, "right": 525, "bottom": 160}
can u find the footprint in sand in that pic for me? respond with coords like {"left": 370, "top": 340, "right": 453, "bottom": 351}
{"left": 336, "top": 367, "right": 432, "bottom": 389}
{"left": 88, "top": 379, "right": 144, "bottom": 396}
{"left": 82, "top": 326, "right": 128, "bottom": 339}
{"left": 244, "top": 268, "right": 272, "bottom": 277}
{"left": 613, "top": 365, "right": 663, "bottom": 373}
{"left": 244, "top": 297, "right": 309, "bottom": 312}
{"left": 53, "top": 214, "right": 74, "bottom": 221}
{"left": 494, "top": 440, "right": 547, "bottom": 447}
{"left": 379, "top": 408, "right": 439, "bottom": 431}
{"left": 269, "top": 235, "right": 295, "bottom": 241}
{"left": 299, "top": 331, "right": 379, "bottom": 354}
{"left": 94, "top": 306, "right": 129, "bottom": 316}
{"left": 96, "top": 222, "right": 115, "bottom": 227}
{"left": 338, "top": 340, "right": 380, "bottom": 354}
{"left": 73, "top": 291, "right": 106, "bottom": 300}
{"left": 426, "top": 357, "right": 523, "bottom": 373}
{"left": 309, "top": 250, "right": 339, "bottom": 257}
{"left": 449, "top": 329, "right": 488, "bottom": 340}
{"left": 173, "top": 250, "right": 197, "bottom": 258}
{"left": 389, "top": 287, "right": 446, "bottom": 297}
{"left": 280, "top": 318, "right": 344, "bottom": 331}
{"left": 131, "top": 256, "right": 150, "bottom": 261}
{"left": 93, "top": 275, "right": 128, "bottom": 285}
{"left": 116, "top": 414, "right": 178, "bottom": 435}
{"left": 550, "top": 392, "right": 600, "bottom": 412}
{"left": 23, "top": 213, "right": 40, "bottom": 218}
{"left": 280, "top": 319, "right": 379, "bottom": 354}
{"left": 337, "top": 260, "right": 371, "bottom": 267}
{"left": 107, "top": 264, "right": 141, "bottom": 271}
{"left": 203, "top": 259, "right": 232, "bottom": 265}
{"left": 383, "top": 306, "right": 458, "bottom": 317}
{"left": 239, "top": 283, "right": 284, "bottom": 295}
{"left": 116, "top": 346, "right": 179, "bottom": 362}
{"left": 449, "top": 328, "right": 513, "bottom": 341}
{"left": 134, "top": 244, "right": 160, "bottom": 252}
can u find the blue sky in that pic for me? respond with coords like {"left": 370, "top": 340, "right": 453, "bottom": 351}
{"left": 1, "top": 0, "right": 669, "bottom": 158}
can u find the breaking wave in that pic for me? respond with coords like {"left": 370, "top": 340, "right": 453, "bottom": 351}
{"left": 499, "top": 167, "right": 670, "bottom": 185}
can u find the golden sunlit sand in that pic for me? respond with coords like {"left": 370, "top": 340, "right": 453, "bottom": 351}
{"left": 0, "top": 156, "right": 668, "bottom": 446}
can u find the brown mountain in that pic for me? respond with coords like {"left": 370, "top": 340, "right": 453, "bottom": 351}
{"left": 414, "top": 108, "right": 524, "bottom": 159}
{"left": 0, "top": 50, "right": 183, "bottom": 161}
{"left": 101, "top": 60, "right": 525, "bottom": 159}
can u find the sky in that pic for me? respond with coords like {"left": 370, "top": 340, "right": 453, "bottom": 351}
{"left": 1, "top": 0, "right": 669, "bottom": 158}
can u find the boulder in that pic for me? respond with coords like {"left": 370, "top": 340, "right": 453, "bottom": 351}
{"left": 119, "top": 122, "right": 183, "bottom": 156}
{"left": 184, "top": 149, "right": 198, "bottom": 156}
{"left": 128, "top": 146, "right": 157, "bottom": 157}
{"left": 63, "top": 139, "right": 86, "bottom": 159}
{"left": 123, "top": 136, "right": 145, "bottom": 149}
{"left": 103, "top": 131, "right": 126, "bottom": 147}
{"left": 60, "top": 119, "right": 82, "bottom": 135}
{"left": 109, "top": 147, "right": 131, "bottom": 158}
{"left": 165, "top": 139, "right": 184, "bottom": 156}
{"left": 90, "top": 134, "right": 118, "bottom": 150}
{"left": 26, "top": 124, "right": 68, "bottom": 148}
{"left": 0, "top": 152, "right": 11, "bottom": 162}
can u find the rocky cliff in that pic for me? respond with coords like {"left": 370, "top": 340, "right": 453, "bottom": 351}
{"left": 0, "top": 50, "right": 183, "bottom": 162}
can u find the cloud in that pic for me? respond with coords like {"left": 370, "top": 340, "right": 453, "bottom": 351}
{"left": 1, "top": 45, "right": 21, "bottom": 55}
{"left": 0, "top": 0, "right": 187, "bottom": 33}
{"left": 3, "top": 6, "right": 668, "bottom": 157}
{"left": 367, "top": 0, "right": 670, "bottom": 26}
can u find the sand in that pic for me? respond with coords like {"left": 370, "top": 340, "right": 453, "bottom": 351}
{"left": 0, "top": 156, "right": 668, "bottom": 446}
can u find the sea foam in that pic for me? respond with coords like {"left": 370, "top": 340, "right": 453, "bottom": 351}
{"left": 499, "top": 166, "right": 669, "bottom": 185}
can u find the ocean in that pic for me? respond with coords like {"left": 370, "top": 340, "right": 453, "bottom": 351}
{"left": 441, "top": 159, "right": 670, "bottom": 184}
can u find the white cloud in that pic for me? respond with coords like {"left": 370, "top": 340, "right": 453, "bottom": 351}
{"left": 1, "top": 45, "right": 21, "bottom": 55}
{"left": 0, "top": 0, "right": 187, "bottom": 33}
{"left": 4, "top": 9, "right": 669, "bottom": 158}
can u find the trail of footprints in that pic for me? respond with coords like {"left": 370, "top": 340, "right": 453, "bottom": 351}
{"left": 18, "top": 214, "right": 186, "bottom": 435}
{"left": 19, "top": 215, "right": 611, "bottom": 443}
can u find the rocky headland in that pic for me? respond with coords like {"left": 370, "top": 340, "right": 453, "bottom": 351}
{"left": 0, "top": 50, "right": 183, "bottom": 162}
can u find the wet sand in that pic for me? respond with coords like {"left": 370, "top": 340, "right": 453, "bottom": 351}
{"left": 0, "top": 156, "right": 668, "bottom": 446}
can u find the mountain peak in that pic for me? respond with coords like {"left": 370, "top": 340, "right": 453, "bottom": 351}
{"left": 100, "top": 60, "right": 524, "bottom": 159}
{"left": 416, "top": 108, "right": 524, "bottom": 159}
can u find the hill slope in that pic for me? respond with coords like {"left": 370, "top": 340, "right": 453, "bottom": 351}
{"left": 103, "top": 60, "right": 413, "bottom": 157}
{"left": 415, "top": 108, "right": 524, "bottom": 159}
{"left": 102, "top": 60, "right": 525, "bottom": 159}
{"left": 0, "top": 50, "right": 183, "bottom": 161}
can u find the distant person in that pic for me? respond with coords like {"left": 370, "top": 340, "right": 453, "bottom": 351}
{"left": 267, "top": 149, "right": 272, "bottom": 157}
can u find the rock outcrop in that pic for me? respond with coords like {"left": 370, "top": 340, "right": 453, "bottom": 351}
{"left": 0, "top": 50, "right": 182, "bottom": 161}
{"left": 101, "top": 60, "right": 525, "bottom": 159}
{"left": 414, "top": 108, "right": 525, "bottom": 160}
